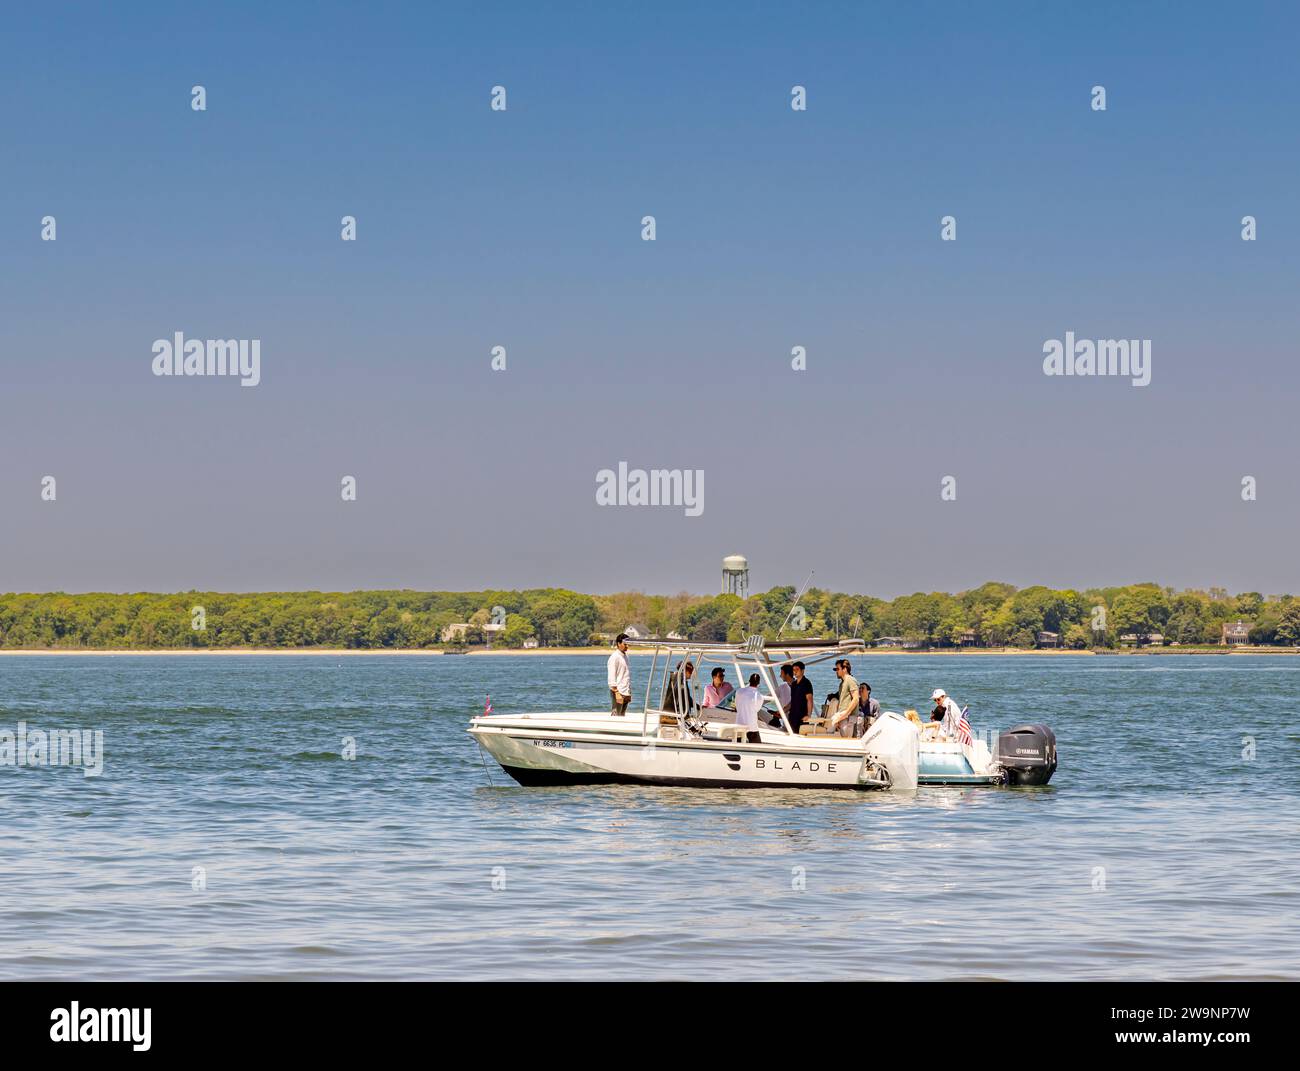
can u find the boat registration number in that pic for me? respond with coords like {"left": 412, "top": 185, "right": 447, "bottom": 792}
{"left": 532, "top": 738, "right": 573, "bottom": 749}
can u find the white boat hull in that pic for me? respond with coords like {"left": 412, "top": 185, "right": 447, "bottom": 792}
{"left": 469, "top": 710, "right": 920, "bottom": 791}
{"left": 917, "top": 737, "right": 1002, "bottom": 785}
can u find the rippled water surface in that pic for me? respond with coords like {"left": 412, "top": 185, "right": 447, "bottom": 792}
{"left": 1, "top": 653, "right": 1297, "bottom": 980}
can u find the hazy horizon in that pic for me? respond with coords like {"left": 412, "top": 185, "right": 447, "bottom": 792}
{"left": 4, "top": 3, "right": 1297, "bottom": 599}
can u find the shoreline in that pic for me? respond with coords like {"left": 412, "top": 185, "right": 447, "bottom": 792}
{"left": 1, "top": 646, "right": 1295, "bottom": 657}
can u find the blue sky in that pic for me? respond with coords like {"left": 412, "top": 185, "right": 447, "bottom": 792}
{"left": 2, "top": 1, "right": 1297, "bottom": 596}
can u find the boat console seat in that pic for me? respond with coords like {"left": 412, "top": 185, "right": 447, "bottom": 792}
{"left": 712, "top": 724, "right": 748, "bottom": 742}
{"left": 799, "top": 717, "right": 838, "bottom": 737}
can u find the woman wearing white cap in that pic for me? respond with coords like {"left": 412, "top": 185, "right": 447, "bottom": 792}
{"left": 930, "top": 688, "right": 962, "bottom": 739}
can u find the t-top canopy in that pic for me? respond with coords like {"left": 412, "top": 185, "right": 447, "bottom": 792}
{"left": 626, "top": 635, "right": 864, "bottom": 666}
{"left": 631, "top": 636, "right": 865, "bottom": 735}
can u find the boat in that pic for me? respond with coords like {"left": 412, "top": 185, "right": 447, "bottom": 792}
{"left": 469, "top": 637, "right": 920, "bottom": 790}
{"left": 469, "top": 634, "right": 1059, "bottom": 791}
{"left": 916, "top": 721, "right": 1057, "bottom": 785}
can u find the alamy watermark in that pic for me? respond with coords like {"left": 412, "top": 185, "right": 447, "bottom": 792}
{"left": 1, "top": 721, "right": 103, "bottom": 777}
{"left": 596, "top": 462, "right": 704, "bottom": 517}
{"left": 1042, "top": 332, "right": 1151, "bottom": 387}
{"left": 50, "top": 1002, "right": 150, "bottom": 1051}
{"left": 151, "top": 332, "right": 261, "bottom": 386}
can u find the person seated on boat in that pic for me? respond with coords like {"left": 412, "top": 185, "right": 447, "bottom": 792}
{"left": 856, "top": 682, "right": 881, "bottom": 733}
{"left": 663, "top": 661, "right": 696, "bottom": 712}
{"left": 930, "top": 688, "right": 961, "bottom": 738}
{"left": 702, "top": 667, "right": 734, "bottom": 708}
{"left": 787, "top": 661, "right": 814, "bottom": 733}
{"left": 830, "top": 659, "right": 860, "bottom": 737}
{"left": 733, "top": 673, "right": 765, "bottom": 744}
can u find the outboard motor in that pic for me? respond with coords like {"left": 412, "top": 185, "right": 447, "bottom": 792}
{"left": 994, "top": 724, "right": 1057, "bottom": 786}
{"left": 862, "top": 711, "right": 919, "bottom": 791}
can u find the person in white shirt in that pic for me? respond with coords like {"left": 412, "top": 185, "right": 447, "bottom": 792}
{"left": 607, "top": 633, "right": 632, "bottom": 715}
{"left": 930, "top": 688, "right": 961, "bottom": 737}
{"left": 734, "top": 673, "right": 766, "bottom": 744}
{"left": 777, "top": 664, "right": 793, "bottom": 718}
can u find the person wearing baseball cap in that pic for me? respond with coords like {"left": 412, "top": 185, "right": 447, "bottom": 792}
{"left": 930, "top": 688, "right": 960, "bottom": 738}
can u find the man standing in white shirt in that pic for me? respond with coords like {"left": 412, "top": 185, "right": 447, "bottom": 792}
{"left": 734, "top": 673, "right": 766, "bottom": 744}
{"left": 777, "top": 664, "right": 793, "bottom": 717}
{"left": 607, "top": 633, "right": 632, "bottom": 715}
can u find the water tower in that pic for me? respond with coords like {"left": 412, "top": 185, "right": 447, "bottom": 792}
{"left": 721, "top": 554, "right": 749, "bottom": 599}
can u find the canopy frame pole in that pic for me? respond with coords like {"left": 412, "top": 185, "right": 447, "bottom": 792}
{"left": 755, "top": 657, "right": 793, "bottom": 735}
{"left": 641, "top": 643, "right": 660, "bottom": 736}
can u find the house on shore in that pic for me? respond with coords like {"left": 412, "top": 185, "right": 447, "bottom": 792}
{"left": 1222, "top": 621, "right": 1251, "bottom": 646}
{"left": 1036, "top": 630, "right": 1060, "bottom": 648}
{"left": 1119, "top": 632, "right": 1164, "bottom": 647}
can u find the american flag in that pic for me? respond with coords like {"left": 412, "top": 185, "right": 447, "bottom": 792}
{"left": 956, "top": 704, "right": 973, "bottom": 746}
{"left": 484, "top": 695, "right": 493, "bottom": 715}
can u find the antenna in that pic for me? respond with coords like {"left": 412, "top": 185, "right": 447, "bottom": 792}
{"left": 777, "top": 571, "right": 815, "bottom": 638}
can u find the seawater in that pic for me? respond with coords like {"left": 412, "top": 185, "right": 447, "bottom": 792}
{"left": 1, "top": 653, "right": 1296, "bottom": 979}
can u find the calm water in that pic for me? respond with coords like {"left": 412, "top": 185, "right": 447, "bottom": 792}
{"left": 1, "top": 653, "right": 1297, "bottom": 980}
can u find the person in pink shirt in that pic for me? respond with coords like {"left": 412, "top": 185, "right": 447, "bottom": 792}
{"left": 702, "top": 667, "right": 734, "bottom": 708}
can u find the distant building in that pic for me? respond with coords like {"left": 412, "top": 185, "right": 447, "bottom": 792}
{"left": 441, "top": 622, "right": 471, "bottom": 643}
{"left": 482, "top": 622, "right": 505, "bottom": 640}
{"left": 901, "top": 638, "right": 926, "bottom": 650}
{"left": 666, "top": 630, "right": 686, "bottom": 641}
{"left": 959, "top": 628, "right": 977, "bottom": 647}
{"left": 1036, "top": 630, "right": 1060, "bottom": 648}
{"left": 1222, "top": 621, "right": 1250, "bottom": 646}
{"left": 623, "top": 623, "right": 652, "bottom": 640}
{"left": 875, "top": 636, "right": 903, "bottom": 648}
{"left": 1120, "top": 631, "right": 1164, "bottom": 647}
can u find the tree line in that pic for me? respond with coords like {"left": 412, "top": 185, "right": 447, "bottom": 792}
{"left": 1, "top": 582, "right": 1297, "bottom": 649}
{"left": 655, "top": 583, "right": 1300, "bottom": 648}
{"left": 0, "top": 589, "right": 595, "bottom": 649}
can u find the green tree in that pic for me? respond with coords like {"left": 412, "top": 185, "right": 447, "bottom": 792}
{"left": 1274, "top": 601, "right": 1300, "bottom": 646}
{"left": 500, "top": 613, "right": 536, "bottom": 647}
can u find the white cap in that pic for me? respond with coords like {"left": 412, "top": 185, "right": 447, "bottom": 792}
{"left": 931, "top": 688, "right": 947, "bottom": 700}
